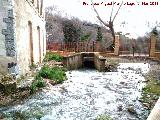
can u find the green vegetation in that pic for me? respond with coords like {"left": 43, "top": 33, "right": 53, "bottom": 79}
{"left": 30, "top": 65, "right": 66, "bottom": 94}
{"left": 38, "top": 65, "right": 67, "bottom": 84}
{"left": 30, "top": 75, "right": 46, "bottom": 94}
{"left": 30, "top": 52, "right": 66, "bottom": 94}
{"left": 62, "top": 19, "right": 81, "bottom": 42}
{"left": 43, "top": 52, "right": 63, "bottom": 62}
{"left": 97, "top": 27, "right": 103, "bottom": 41}
{"left": 140, "top": 69, "right": 160, "bottom": 109}
{"left": 140, "top": 79, "right": 160, "bottom": 106}
{"left": 96, "top": 114, "right": 112, "bottom": 120}
{"left": 142, "top": 80, "right": 160, "bottom": 96}
{"left": 80, "top": 33, "right": 91, "bottom": 41}
{"left": 29, "top": 63, "right": 37, "bottom": 69}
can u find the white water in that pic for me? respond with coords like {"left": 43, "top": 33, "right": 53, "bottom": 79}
{"left": 0, "top": 63, "right": 150, "bottom": 120}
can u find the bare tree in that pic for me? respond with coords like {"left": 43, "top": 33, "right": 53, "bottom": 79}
{"left": 91, "top": 0, "right": 123, "bottom": 50}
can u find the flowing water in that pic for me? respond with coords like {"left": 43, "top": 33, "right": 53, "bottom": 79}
{"left": 0, "top": 63, "right": 150, "bottom": 120}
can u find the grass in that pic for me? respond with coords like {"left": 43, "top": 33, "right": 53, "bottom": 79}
{"left": 38, "top": 65, "right": 67, "bottom": 84}
{"left": 141, "top": 79, "right": 160, "bottom": 104}
{"left": 96, "top": 114, "right": 112, "bottom": 120}
{"left": 30, "top": 75, "right": 46, "bottom": 94}
{"left": 43, "top": 52, "right": 63, "bottom": 62}
{"left": 30, "top": 65, "right": 67, "bottom": 94}
{"left": 142, "top": 80, "right": 160, "bottom": 96}
{"left": 140, "top": 69, "right": 160, "bottom": 109}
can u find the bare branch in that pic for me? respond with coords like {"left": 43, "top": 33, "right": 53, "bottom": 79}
{"left": 112, "top": 1, "right": 123, "bottom": 22}
{"left": 91, "top": 0, "right": 109, "bottom": 27}
{"left": 110, "top": 1, "right": 115, "bottom": 22}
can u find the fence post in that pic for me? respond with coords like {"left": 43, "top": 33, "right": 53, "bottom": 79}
{"left": 114, "top": 35, "right": 120, "bottom": 56}
{"left": 87, "top": 42, "right": 88, "bottom": 52}
{"left": 150, "top": 34, "right": 157, "bottom": 57}
{"left": 93, "top": 41, "right": 95, "bottom": 52}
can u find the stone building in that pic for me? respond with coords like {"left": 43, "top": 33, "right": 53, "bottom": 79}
{"left": 0, "top": 0, "right": 46, "bottom": 76}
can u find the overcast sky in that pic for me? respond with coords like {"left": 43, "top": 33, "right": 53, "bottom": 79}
{"left": 44, "top": 0, "right": 160, "bottom": 38}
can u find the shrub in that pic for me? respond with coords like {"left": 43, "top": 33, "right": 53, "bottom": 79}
{"left": 43, "top": 52, "right": 63, "bottom": 62}
{"left": 30, "top": 65, "right": 66, "bottom": 94}
{"left": 30, "top": 75, "right": 46, "bottom": 94}
{"left": 35, "top": 75, "right": 46, "bottom": 88}
{"left": 30, "top": 82, "right": 37, "bottom": 94}
{"left": 38, "top": 65, "right": 67, "bottom": 84}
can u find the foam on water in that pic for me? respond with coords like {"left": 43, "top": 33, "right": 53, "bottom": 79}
{"left": 0, "top": 63, "right": 150, "bottom": 120}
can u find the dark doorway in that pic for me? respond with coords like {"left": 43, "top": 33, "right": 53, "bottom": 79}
{"left": 83, "top": 60, "right": 95, "bottom": 69}
{"left": 28, "top": 21, "right": 34, "bottom": 64}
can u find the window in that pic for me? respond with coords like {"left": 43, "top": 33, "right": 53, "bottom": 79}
{"left": 37, "top": 26, "right": 41, "bottom": 63}
{"left": 28, "top": 21, "right": 34, "bottom": 64}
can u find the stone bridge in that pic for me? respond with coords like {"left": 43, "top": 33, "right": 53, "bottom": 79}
{"left": 63, "top": 52, "right": 106, "bottom": 71}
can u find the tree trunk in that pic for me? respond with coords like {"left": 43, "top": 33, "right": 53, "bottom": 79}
{"left": 108, "top": 21, "right": 115, "bottom": 51}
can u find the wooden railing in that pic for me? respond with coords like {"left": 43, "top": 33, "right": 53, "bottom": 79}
{"left": 47, "top": 41, "right": 103, "bottom": 52}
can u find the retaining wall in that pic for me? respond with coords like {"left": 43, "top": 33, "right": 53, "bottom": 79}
{"left": 63, "top": 53, "right": 83, "bottom": 70}
{"left": 63, "top": 52, "right": 106, "bottom": 71}
{"left": 94, "top": 53, "right": 106, "bottom": 71}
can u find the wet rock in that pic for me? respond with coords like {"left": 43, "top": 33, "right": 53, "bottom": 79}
{"left": 105, "top": 62, "right": 118, "bottom": 72}
{"left": 0, "top": 82, "right": 16, "bottom": 95}
{"left": 15, "top": 112, "right": 27, "bottom": 120}
{"left": 121, "top": 71, "right": 124, "bottom": 73}
{"left": 143, "top": 103, "right": 150, "bottom": 108}
{"left": 17, "top": 77, "right": 34, "bottom": 89}
{"left": 128, "top": 67, "right": 134, "bottom": 70}
{"left": 153, "top": 95, "right": 159, "bottom": 100}
{"left": 1, "top": 74, "right": 14, "bottom": 82}
{"left": 60, "top": 86, "right": 68, "bottom": 93}
{"left": 87, "top": 84, "right": 94, "bottom": 87}
{"left": 55, "top": 62, "right": 63, "bottom": 66}
{"left": 93, "top": 77, "right": 100, "bottom": 80}
{"left": 45, "top": 78, "right": 56, "bottom": 86}
{"left": 0, "top": 74, "right": 16, "bottom": 95}
{"left": 120, "top": 82, "right": 125, "bottom": 85}
{"left": 117, "top": 105, "right": 123, "bottom": 111}
{"left": 138, "top": 99, "right": 143, "bottom": 103}
{"left": 127, "top": 105, "right": 137, "bottom": 114}
{"left": 0, "top": 113, "right": 5, "bottom": 119}
{"left": 49, "top": 80, "right": 56, "bottom": 86}
{"left": 106, "top": 101, "right": 110, "bottom": 104}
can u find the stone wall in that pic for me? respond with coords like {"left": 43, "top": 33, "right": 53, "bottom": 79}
{"left": 63, "top": 53, "right": 83, "bottom": 70}
{"left": 0, "top": 0, "right": 17, "bottom": 74}
{"left": 63, "top": 52, "right": 106, "bottom": 72}
{"left": 114, "top": 35, "right": 120, "bottom": 56}
{"left": 155, "top": 52, "right": 160, "bottom": 59}
{"left": 94, "top": 53, "right": 106, "bottom": 72}
{"left": 149, "top": 34, "right": 160, "bottom": 60}
{"left": 147, "top": 98, "right": 160, "bottom": 120}
{"left": 149, "top": 34, "right": 156, "bottom": 57}
{"left": 0, "top": 0, "right": 46, "bottom": 75}
{"left": 0, "top": 0, "right": 7, "bottom": 56}
{"left": 14, "top": 0, "right": 46, "bottom": 74}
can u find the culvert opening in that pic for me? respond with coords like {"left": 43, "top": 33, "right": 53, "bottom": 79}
{"left": 83, "top": 60, "right": 95, "bottom": 69}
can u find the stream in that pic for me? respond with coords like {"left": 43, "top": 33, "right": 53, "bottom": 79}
{"left": 0, "top": 63, "right": 150, "bottom": 120}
